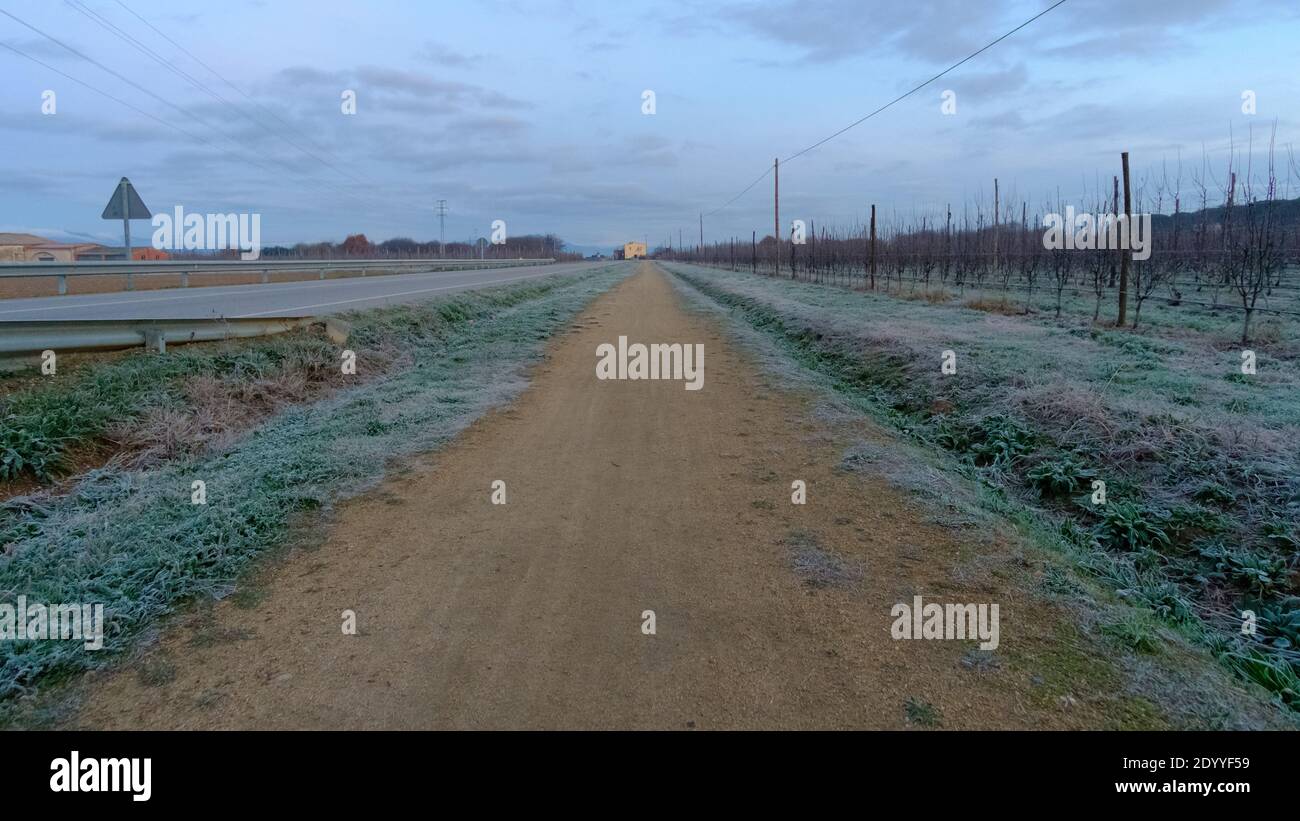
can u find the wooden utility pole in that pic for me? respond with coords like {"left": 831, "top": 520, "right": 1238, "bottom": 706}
{"left": 773, "top": 157, "right": 780, "bottom": 277}
{"left": 699, "top": 213, "right": 703, "bottom": 250}
{"left": 1110, "top": 176, "right": 1119, "bottom": 287}
{"left": 869, "top": 204, "right": 877, "bottom": 290}
{"left": 993, "top": 178, "right": 1000, "bottom": 279}
{"left": 946, "top": 203, "right": 952, "bottom": 281}
{"left": 1117, "top": 152, "right": 1132, "bottom": 326}
{"left": 752, "top": 230, "right": 756, "bottom": 275}
{"left": 809, "top": 219, "right": 815, "bottom": 282}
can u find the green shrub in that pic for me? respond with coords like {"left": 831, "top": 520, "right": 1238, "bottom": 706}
{"left": 1094, "top": 501, "right": 1171, "bottom": 553}
{"left": 1101, "top": 615, "right": 1162, "bottom": 653}
{"left": 1, "top": 422, "right": 69, "bottom": 481}
{"left": 1220, "top": 646, "right": 1300, "bottom": 708}
{"left": 1026, "top": 454, "right": 1097, "bottom": 498}
{"left": 1165, "top": 504, "right": 1230, "bottom": 542}
{"left": 1192, "top": 481, "right": 1236, "bottom": 507}
{"left": 904, "top": 697, "right": 942, "bottom": 727}
{"left": 1249, "top": 596, "right": 1300, "bottom": 650}
{"left": 933, "top": 415, "right": 1035, "bottom": 469}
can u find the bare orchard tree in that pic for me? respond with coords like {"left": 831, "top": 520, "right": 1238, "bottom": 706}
{"left": 1048, "top": 195, "right": 1072, "bottom": 318}
{"left": 946, "top": 203, "right": 956, "bottom": 288}
{"left": 1234, "top": 130, "right": 1286, "bottom": 342}
{"left": 1131, "top": 174, "right": 1166, "bottom": 329}
{"left": 1017, "top": 202, "right": 1041, "bottom": 312}
{"left": 1166, "top": 155, "right": 1186, "bottom": 306}
{"left": 1088, "top": 184, "right": 1110, "bottom": 321}
{"left": 972, "top": 204, "right": 989, "bottom": 297}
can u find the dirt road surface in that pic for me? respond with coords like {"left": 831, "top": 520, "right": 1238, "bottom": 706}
{"left": 74, "top": 262, "right": 1119, "bottom": 729}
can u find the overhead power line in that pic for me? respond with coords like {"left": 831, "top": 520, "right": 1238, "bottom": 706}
{"left": 0, "top": 6, "right": 429, "bottom": 217}
{"left": 0, "top": 40, "right": 222, "bottom": 152}
{"left": 703, "top": 0, "right": 1069, "bottom": 217}
{"left": 111, "top": 0, "right": 335, "bottom": 161}
{"left": 0, "top": 8, "right": 232, "bottom": 141}
{"left": 79, "top": 0, "right": 360, "bottom": 184}
{"left": 0, "top": 40, "right": 403, "bottom": 222}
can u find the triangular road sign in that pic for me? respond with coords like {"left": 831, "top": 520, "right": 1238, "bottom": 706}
{"left": 101, "top": 177, "right": 152, "bottom": 220}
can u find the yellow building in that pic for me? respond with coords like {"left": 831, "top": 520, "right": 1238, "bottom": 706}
{"left": 621, "top": 241, "right": 647, "bottom": 260}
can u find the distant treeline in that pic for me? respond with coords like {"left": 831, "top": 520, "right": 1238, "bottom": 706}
{"left": 171, "top": 232, "right": 581, "bottom": 261}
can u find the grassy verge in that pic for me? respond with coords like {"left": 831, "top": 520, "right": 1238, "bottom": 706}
{"left": 1, "top": 331, "right": 352, "bottom": 485}
{"left": 0, "top": 266, "right": 626, "bottom": 711}
{"left": 664, "top": 261, "right": 1300, "bottom": 715}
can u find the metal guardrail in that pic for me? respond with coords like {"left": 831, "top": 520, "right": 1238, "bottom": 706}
{"left": 0, "top": 258, "right": 555, "bottom": 294}
{"left": 0, "top": 317, "right": 320, "bottom": 358}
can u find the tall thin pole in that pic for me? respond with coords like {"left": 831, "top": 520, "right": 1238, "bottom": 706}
{"left": 946, "top": 203, "right": 952, "bottom": 286}
{"left": 120, "top": 180, "right": 132, "bottom": 289}
{"left": 1110, "top": 176, "right": 1119, "bottom": 287}
{"left": 699, "top": 212, "right": 703, "bottom": 249}
{"left": 992, "top": 178, "right": 999, "bottom": 282}
{"left": 773, "top": 157, "right": 780, "bottom": 277}
{"left": 120, "top": 182, "right": 131, "bottom": 257}
{"left": 869, "top": 203, "right": 877, "bottom": 290}
{"left": 1117, "top": 152, "right": 1132, "bottom": 326}
{"left": 436, "top": 199, "right": 447, "bottom": 258}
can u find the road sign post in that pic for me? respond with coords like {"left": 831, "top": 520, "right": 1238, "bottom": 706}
{"left": 121, "top": 183, "right": 130, "bottom": 260}
{"left": 100, "top": 178, "right": 152, "bottom": 290}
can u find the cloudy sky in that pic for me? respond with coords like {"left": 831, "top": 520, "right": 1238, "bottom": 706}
{"left": 2, "top": 0, "right": 1298, "bottom": 252}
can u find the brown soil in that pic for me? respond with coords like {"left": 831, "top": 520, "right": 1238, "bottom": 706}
{"left": 69, "top": 263, "right": 1138, "bottom": 729}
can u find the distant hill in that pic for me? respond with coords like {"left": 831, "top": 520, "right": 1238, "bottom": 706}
{"left": 1150, "top": 195, "right": 1300, "bottom": 231}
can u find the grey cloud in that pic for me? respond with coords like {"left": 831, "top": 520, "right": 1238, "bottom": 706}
{"left": 269, "top": 65, "right": 531, "bottom": 110}
{"left": 717, "top": 0, "right": 1300, "bottom": 66}
{"left": 1040, "top": 30, "right": 1184, "bottom": 60}
{"left": 719, "top": 0, "right": 994, "bottom": 64}
{"left": 450, "top": 115, "right": 530, "bottom": 138}
{"left": 417, "top": 41, "right": 483, "bottom": 68}
{"left": 380, "top": 145, "right": 544, "bottom": 174}
{"left": 946, "top": 64, "right": 1029, "bottom": 97}
{"left": 967, "top": 109, "right": 1027, "bottom": 131}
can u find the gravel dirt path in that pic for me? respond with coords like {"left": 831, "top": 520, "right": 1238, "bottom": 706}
{"left": 73, "top": 262, "right": 1119, "bottom": 729}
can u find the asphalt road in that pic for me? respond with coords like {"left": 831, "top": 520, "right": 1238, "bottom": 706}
{"left": 0, "top": 260, "right": 613, "bottom": 321}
